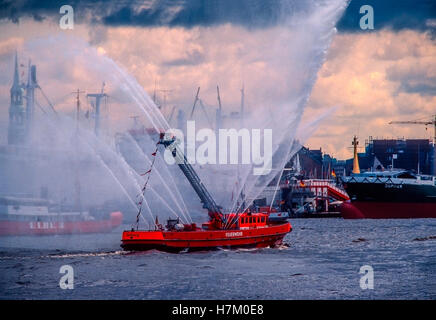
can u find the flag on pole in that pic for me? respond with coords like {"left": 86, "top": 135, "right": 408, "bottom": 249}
{"left": 331, "top": 169, "right": 336, "bottom": 178}
{"left": 141, "top": 169, "right": 152, "bottom": 176}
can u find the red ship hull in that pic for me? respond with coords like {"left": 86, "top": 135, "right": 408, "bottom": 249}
{"left": 341, "top": 201, "right": 436, "bottom": 219}
{"left": 0, "top": 211, "right": 123, "bottom": 236}
{"left": 121, "top": 222, "right": 291, "bottom": 252}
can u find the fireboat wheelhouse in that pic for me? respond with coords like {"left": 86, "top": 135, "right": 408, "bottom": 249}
{"left": 121, "top": 133, "right": 292, "bottom": 252}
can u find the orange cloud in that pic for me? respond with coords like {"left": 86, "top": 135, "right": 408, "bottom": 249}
{"left": 305, "top": 30, "right": 436, "bottom": 159}
{"left": 1, "top": 20, "right": 434, "bottom": 162}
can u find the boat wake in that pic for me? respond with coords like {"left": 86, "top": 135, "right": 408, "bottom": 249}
{"left": 275, "top": 242, "right": 291, "bottom": 250}
{"left": 45, "top": 250, "right": 126, "bottom": 259}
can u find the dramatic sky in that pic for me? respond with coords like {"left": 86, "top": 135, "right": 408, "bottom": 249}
{"left": 0, "top": 0, "right": 435, "bottom": 159}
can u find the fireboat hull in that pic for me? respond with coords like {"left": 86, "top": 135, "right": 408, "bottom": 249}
{"left": 121, "top": 222, "right": 291, "bottom": 252}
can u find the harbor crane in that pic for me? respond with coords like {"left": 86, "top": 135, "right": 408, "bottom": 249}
{"left": 87, "top": 82, "right": 108, "bottom": 137}
{"left": 389, "top": 115, "right": 436, "bottom": 174}
{"left": 389, "top": 115, "right": 436, "bottom": 144}
{"left": 189, "top": 87, "right": 214, "bottom": 128}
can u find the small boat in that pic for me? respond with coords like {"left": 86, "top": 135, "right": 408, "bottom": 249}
{"left": 0, "top": 196, "right": 123, "bottom": 236}
{"left": 121, "top": 133, "right": 292, "bottom": 252}
{"left": 121, "top": 210, "right": 291, "bottom": 252}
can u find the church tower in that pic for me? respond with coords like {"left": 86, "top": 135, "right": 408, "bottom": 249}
{"left": 8, "top": 52, "right": 26, "bottom": 145}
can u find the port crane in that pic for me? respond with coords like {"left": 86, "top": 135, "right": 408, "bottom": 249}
{"left": 389, "top": 115, "right": 436, "bottom": 144}
{"left": 189, "top": 87, "right": 214, "bottom": 128}
{"left": 87, "top": 82, "right": 108, "bottom": 137}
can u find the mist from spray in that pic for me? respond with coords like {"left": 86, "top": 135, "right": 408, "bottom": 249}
{"left": 4, "top": 35, "right": 195, "bottom": 230}
{"left": 186, "top": 0, "right": 349, "bottom": 212}
{"left": 3, "top": 0, "right": 348, "bottom": 235}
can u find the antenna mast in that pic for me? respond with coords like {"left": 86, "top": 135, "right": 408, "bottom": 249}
{"left": 72, "top": 89, "right": 85, "bottom": 212}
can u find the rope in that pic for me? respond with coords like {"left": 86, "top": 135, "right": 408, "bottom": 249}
{"left": 135, "top": 145, "right": 159, "bottom": 230}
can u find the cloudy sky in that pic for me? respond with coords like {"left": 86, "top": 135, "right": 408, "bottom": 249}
{"left": 0, "top": 0, "right": 435, "bottom": 159}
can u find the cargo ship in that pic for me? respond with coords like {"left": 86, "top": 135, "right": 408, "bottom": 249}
{"left": 341, "top": 170, "right": 436, "bottom": 219}
{"left": 0, "top": 196, "right": 123, "bottom": 236}
{"left": 121, "top": 133, "right": 292, "bottom": 252}
{"left": 340, "top": 136, "right": 436, "bottom": 219}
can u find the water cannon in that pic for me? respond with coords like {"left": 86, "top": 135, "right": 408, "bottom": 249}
{"left": 158, "top": 132, "right": 180, "bottom": 157}
{"left": 158, "top": 132, "right": 175, "bottom": 146}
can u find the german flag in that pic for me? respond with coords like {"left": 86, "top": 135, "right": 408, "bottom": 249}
{"left": 331, "top": 169, "right": 336, "bottom": 178}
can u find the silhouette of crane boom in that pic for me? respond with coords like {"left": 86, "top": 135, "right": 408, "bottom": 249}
{"left": 389, "top": 115, "right": 436, "bottom": 143}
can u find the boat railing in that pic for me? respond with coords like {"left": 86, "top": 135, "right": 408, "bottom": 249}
{"left": 343, "top": 176, "right": 435, "bottom": 186}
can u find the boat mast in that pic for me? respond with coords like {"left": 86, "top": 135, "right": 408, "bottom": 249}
{"left": 238, "top": 85, "right": 246, "bottom": 211}
{"left": 73, "top": 89, "right": 85, "bottom": 213}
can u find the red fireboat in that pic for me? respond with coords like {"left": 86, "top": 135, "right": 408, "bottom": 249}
{"left": 121, "top": 133, "right": 292, "bottom": 252}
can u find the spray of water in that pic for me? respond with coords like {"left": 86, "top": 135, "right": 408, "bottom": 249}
{"left": 12, "top": 34, "right": 201, "bottom": 225}
{"left": 185, "top": 0, "right": 349, "bottom": 213}
{"left": 4, "top": 0, "right": 348, "bottom": 232}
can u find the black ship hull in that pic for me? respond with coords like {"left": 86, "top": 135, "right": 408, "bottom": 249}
{"left": 341, "top": 180, "right": 436, "bottom": 219}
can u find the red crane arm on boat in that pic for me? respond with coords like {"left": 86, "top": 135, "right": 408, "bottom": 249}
{"left": 157, "top": 132, "right": 223, "bottom": 220}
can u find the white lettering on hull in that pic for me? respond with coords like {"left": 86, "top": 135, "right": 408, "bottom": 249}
{"left": 29, "top": 222, "right": 65, "bottom": 229}
{"left": 225, "top": 231, "right": 243, "bottom": 237}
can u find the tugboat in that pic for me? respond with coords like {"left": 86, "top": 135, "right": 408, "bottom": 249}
{"left": 121, "top": 133, "right": 292, "bottom": 252}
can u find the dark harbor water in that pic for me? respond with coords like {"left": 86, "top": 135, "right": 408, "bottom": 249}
{"left": 0, "top": 218, "right": 435, "bottom": 300}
